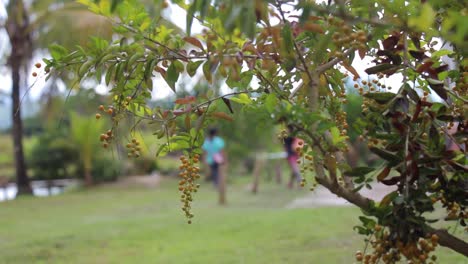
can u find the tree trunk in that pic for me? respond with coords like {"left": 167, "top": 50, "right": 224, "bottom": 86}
{"left": 11, "top": 56, "right": 32, "bottom": 196}
{"left": 84, "top": 168, "right": 93, "bottom": 186}
{"left": 6, "top": 0, "right": 33, "bottom": 196}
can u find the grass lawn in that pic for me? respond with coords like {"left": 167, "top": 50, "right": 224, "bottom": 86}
{"left": 0, "top": 177, "right": 466, "bottom": 264}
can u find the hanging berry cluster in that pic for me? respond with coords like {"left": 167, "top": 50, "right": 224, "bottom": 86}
{"left": 95, "top": 104, "right": 114, "bottom": 120}
{"left": 356, "top": 225, "right": 440, "bottom": 264}
{"left": 178, "top": 154, "right": 201, "bottom": 224}
{"left": 126, "top": 138, "right": 141, "bottom": 158}
{"left": 99, "top": 129, "right": 114, "bottom": 149}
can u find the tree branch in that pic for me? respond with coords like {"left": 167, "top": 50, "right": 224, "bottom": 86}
{"left": 315, "top": 48, "right": 354, "bottom": 74}
{"left": 427, "top": 227, "right": 468, "bottom": 257}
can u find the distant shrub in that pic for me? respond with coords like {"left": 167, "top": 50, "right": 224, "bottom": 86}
{"left": 29, "top": 131, "right": 78, "bottom": 180}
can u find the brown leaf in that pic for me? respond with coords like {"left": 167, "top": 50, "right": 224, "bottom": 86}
{"left": 377, "top": 166, "right": 391, "bottom": 182}
{"left": 382, "top": 35, "right": 399, "bottom": 50}
{"left": 358, "top": 48, "right": 366, "bottom": 60}
{"left": 183, "top": 37, "right": 204, "bottom": 50}
{"left": 212, "top": 112, "right": 234, "bottom": 121}
{"left": 222, "top": 98, "right": 234, "bottom": 114}
{"left": 381, "top": 176, "right": 401, "bottom": 186}
{"left": 342, "top": 62, "right": 360, "bottom": 79}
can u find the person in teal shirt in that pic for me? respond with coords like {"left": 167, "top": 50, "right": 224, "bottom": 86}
{"left": 202, "top": 128, "right": 225, "bottom": 186}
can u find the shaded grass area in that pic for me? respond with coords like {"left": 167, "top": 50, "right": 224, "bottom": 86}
{"left": 0, "top": 178, "right": 466, "bottom": 264}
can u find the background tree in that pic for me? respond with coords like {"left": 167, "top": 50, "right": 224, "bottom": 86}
{"left": 46, "top": 0, "right": 467, "bottom": 261}
{"left": 2, "top": 0, "right": 112, "bottom": 195}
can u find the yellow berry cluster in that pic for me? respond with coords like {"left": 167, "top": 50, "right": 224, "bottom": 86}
{"left": 126, "top": 138, "right": 141, "bottom": 158}
{"left": 294, "top": 142, "right": 319, "bottom": 190}
{"left": 356, "top": 226, "right": 440, "bottom": 264}
{"left": 178, "top": 154, "right": 201, "bottom": 224}
{"left": 99, "top": 129, "right": 114, "bottom": 149}
{"left": 351, "top": 75, "right": 392, "bottom": 96}
{"left": 276, "top": 129, "right": 288, "bottom": 141}
{"left": 453, "top": 69, "right": 467, "bottom": 94}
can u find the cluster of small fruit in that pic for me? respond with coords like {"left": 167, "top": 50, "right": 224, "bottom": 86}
{"left": 328, "top": 16, "right": 367, "bottom": 57}
{"left": 178, "top": 154, "right": 201, "bottom": 224}
{"left": 349, "top": 73, "right": 393, "bottom": 96}
{"left": 454, "top": 68, "right": 467, "bottom": 94}
{"left": 295, "top": 142, "right": 320, "bottom": 191}
{"left": 99, "top": 129, "right": 114, "bottom": 149}
{"left": 356, "top": 226, "right": 440, "bottom": 264}
{"left": 95, "top": 104, "right": 114, "bottom": 120}
{"left": 125, "top": 138, "right": 141, "bottom": 158}
{"left": 31, "top": 62, "right": 50, "bottom": 78}
{"left": 436, "top": 195, "right": 467, "bottom": 225}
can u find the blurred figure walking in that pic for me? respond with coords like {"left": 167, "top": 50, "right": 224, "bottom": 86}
{"left": 202, "top": 127, "right": 226, "bottom": 187}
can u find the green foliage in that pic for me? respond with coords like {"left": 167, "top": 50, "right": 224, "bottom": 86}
{"left": 28, "top": 130, "right": 78, "bottom": 181}
{"left": 77, "top": 156, "right": 121, "bottom": 182}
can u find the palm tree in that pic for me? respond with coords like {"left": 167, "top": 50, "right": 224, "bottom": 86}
{"left": 3, "top": 0, "right": 112, "bottom": 196}
{"left": 5, "top": 0, "right": 34, "bottom": 195}
{"left": 69, "top": 112, "right": 105, "bottom": 186}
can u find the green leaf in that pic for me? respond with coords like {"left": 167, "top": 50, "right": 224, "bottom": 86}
{"left": 49, "top": 44, "right": 69, "bottom": 60}
{"left": 408, "top": 3, "right": 435, "bottom": 32}
{"left": 265, "top": 93, "right": 278, "bottom": 113}
{"left": 105, "top": 63, "right": 115, "bottom": 85}
{"left": 202, "top": 61, "right": 213, "bottom": 83}
{"left": 78, "top": 60, "right": 94, "bottom": 78}
{"left": 186, "top": 0, "right": 198, "bottom": 36}
{"left": 380, "top": 191, "right": 398, "bottom": 207}
{"left": 127, "top": 52, "right": 143, "bottom": 70}
{"left": 345, "top": 167, "right": 375, "bottom": 177}
{"left": 364, "top": 64, "right": 400, "bottom": 75}
{"left": 166, "top": 62, "right": 179, "bottom": 92}
{"left": 187, "top": 61, "right": 203, "bottom": 77}
{"left": 281, "top": 23, "right": 294, "bottom": 55}
{"left": 369, "top": 147, "right": 401, "bottom": 165}
{"left": 432, "top": 49, "right": 454, "bottom": 58}
{"left": 173, "top": 60, "right": 185, "bottom": 73}
{"left": 330, "top": 126, "right": 346, "bottom": 145}
{"left": 230, "top": 93, "right": 252, "bottom": 105}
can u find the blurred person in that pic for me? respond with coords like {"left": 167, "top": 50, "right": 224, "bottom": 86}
{"left": 283, "top": 125, "right": 303, "bottom": 189}
{"left": 202, "top": 127, "right": 226, "bottom": 187}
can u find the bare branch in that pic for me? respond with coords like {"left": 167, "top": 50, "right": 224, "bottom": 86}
{"left": 315, "top": 48, "right": 354, "bottom": 74}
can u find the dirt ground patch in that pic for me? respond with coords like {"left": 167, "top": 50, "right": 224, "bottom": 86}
{"left": 111, "top": 173, "right": 162, "bottom": 188}
{"left": 287, "top": 184, "right": 397, "bottom": 208}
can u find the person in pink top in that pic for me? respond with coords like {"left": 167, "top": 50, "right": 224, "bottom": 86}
{"left": 283, "top": 125, "right": 303, "bottom": 189}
